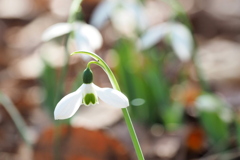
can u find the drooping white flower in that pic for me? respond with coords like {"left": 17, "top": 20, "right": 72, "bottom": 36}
{"left": 54, "top": 68, "right": 129, "bottom": 120}
{"left": 139, "top": 22, "right": 193, "bottom": 62}
{"left": 195, "top": 94, "right": 233, "bottom": 123}
{"left": 42, "top": 21, "right": 103, "bottom": 53}
{"left": 195, "top": 94, "right": 220, "bottom": 112}
{"left": 90, "top": 0, "right": 147, "bottom": 37}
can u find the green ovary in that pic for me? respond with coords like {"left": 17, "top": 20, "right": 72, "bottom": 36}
{"left": 83, "top": 93, "right": 97, "bottom": 105}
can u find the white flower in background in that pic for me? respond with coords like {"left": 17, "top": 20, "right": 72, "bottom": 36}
{"left": 139, "top": 22, "right": 193, "bottom": 62}
{"left": 219, "top": 107, "right": 233, "bottom": 123}
{"left": 111, "top": 8, "right": 136, "bottom": 36}
{"left": 195, "top": 94, "right": 233, "bottom": 123}
{"left": 42, "top": 23, "right": 72, "bottom": 41}
{"left": 42, "top": 21, "right": 103, "bottom": 56}
{"left": 90, "top": 0, "right": 147, "bottom": 37}
{"left": 54, "top": 68, "right": 129, "bottom": 120}
{"left": 195, "top": 94, "right": 220, "bottom": 112}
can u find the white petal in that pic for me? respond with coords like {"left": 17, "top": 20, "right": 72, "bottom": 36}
{"left": 54, "top": 86, "right": 83, "bottom": 120}
{"left": 110, "top": 1, "right": 147, "bottom": 37}
{"left": 90, "top": 0, "right": 116, "bottom": 29}
{"left": 220, "top": 107, "right": 232, "bottom": 123}
{"left": 111, "top": 7, "right": 136, "bottom": 36}
{"left": 74, "top": 22, "right": 103, "bottom": 52}
{"left": 42, "top": 23, "right": 72, "bottom": 41}
{"left": 81, "top": 83, "right": 95, "bottom": 94}
{"left": 138, "top": 23, "right": 170, "bottom": 50}
{"left": 131, "top": 3, "right": 147, "bottom": 32}
{"left": 93, "top": 84, "right": 129, "bottom": 108}
{"left": 195, "top": 94, "right": 219, "bottom": 112}
{"left": 170, "top": 22, "right": 193, "bottom": 62}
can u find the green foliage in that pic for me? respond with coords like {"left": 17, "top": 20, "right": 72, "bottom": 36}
{"left": 162, "top": 103, "right": 184, "bottom": 131}
{"left": 113, "top": 38, "right": 182, "bottom": 126}
{"left": 199, "top": 111, "right": 229, "bottom": 148}
{"left": 40, "top": 62, "right": 58, "bottom": 117}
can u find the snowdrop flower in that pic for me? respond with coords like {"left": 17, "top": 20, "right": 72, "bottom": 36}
{"left": 42, "top": 21, "right": 103, "bottom": 59}
{"left": 195, "top": 94, "right": 220, "bottom": 112}
{"left": 90, "top": 0, "right": 147, "bottom": 37}
{"left": 195, "top": 94, "right": 233, "bottom": 123}
{"left": 54, "top": 68, "right": 129, "bottom": 120}
{"left": 139, "top": 22, "right": 193, "bottom": 62}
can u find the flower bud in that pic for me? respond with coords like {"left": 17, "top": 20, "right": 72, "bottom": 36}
{"left": 83, "top": 68, "right": 93, "bottom": 84}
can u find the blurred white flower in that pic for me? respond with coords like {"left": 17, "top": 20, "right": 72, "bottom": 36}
{"left": 170, "top": 23, "right": 193, "bottom": 62}
{"left": 219, "top": 107, "right": 233, "bottom": 123}
{"left": 139, "top": 22, "right": 193, "bottom": 62}
{"left": 90, "top": 0, "right": 147, "bottom": 37}
{"left": 195, "top": 94, "right": 233, "bottom": 123}
{"left": 138, "top": 23, "right": 170, "bottom": 50}
{"left": 42, "top": 21, "right": 103, "bottom": 54}
{"left": 42, "top": 23, "right": 72, "bottom": 41}
{"left": 195, "top": 94, "right": 220, "bottom": 112}
{"left": 111, "top": 8, "right": 136, "bottom": 36}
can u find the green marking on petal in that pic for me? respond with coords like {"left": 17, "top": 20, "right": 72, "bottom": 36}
{"left": 83, "top": 93, "right": 97, "bottom": 105}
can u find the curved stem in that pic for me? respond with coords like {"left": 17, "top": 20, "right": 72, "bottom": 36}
{"left": 72, "top": 51, "right": 145, "bottom": 160}
{"left": 87, "top": 61, "right": 104, "bottom": 69}
{"left": 72, "top": 51, "right": 120, "bottom": 90}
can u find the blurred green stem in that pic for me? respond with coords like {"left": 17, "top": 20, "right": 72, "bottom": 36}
{"left": 54, "top": 0, "right": 83, "bottom": 159}
{"left": 0, "top": 92, "right": 31, "bottom": 148}
{"left": 164, "top": 0, "right": 210, "bottom": 91}
{"left": 68, "top": 0, "right": 83, "bottom": 23}
{"left": 54, "top": 34, "right": 70, "bottom": 108}
{"left": 192, "top": 50, "right": 210, "bottom": 92}
{"left": 72, "top": 51, "right": 145, "bottom": 160}
{"left": 163, "top": 0, "right": 192, "bottom": 30}
{"left": 54, "top": 0, "right": 83, "bottom": 110}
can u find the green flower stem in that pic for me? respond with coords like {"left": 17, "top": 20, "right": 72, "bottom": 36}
{"left": 54, "top": 0, "right": 83, "bottom": 111}
{"left": 87, "top": 61, "right": 104, "bottom": 69}
{"left": 54, "top": 35, "right": 70, "bottom": 109}
{"left": 72, "top": 51, "right": 145, "bottom": 160}
{"left": 163, "top": 0, "right": 192, "bottom": 30}
{"left": 0, "top": 91, "right": 31, "bottom": 148}
{"left": 192, "top": 50, "right": 210, "bottom": 92}
{"left": 164, "top": 0, "right": 210, "bottom": 92}
{"left": 68, "top": 0, "right": 83, "bottom": 23}
{"left": 53, "top": 1, "right": 83, "bottom": 159}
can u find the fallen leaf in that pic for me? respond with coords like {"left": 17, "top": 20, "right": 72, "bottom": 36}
{"left": 186, "top": 126, "right": 205, "bottom": 152}
{"left": 34, "top": 126, "right": 131, "bottom": 160}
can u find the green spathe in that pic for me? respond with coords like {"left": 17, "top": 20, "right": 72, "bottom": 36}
{"left": 83, "top": 93, "right": 97, "bottom": 105}
{"left": 83, "top": 68, "right": 93, "bottom": 84}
